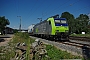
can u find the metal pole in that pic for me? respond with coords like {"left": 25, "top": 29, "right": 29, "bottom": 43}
{"left": 17, "top": 16, "right": 21, "bottom": 32}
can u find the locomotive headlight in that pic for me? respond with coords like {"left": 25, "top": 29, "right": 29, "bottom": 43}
{"left": 56, "top": 30, "right": 59, "bottom": 32}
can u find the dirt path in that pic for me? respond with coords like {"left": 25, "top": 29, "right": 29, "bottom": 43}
{"left": 0, "top": 35, "right": 13, "bottom": 47}
{"left": 0, "top": 38, "right": 12, "bottom": 47}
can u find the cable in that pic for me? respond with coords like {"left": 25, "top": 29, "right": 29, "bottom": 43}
{"left": 42, "top": 0, "right": 71, "bottom": 18}
{"left": 26, "top": 0, "right": 46, "bottom": 20}
{"left": 26, "top": 0, "right": 38, "bottom": 19}
{"left": 41, "top": 0, "right": 59, "bottom": 18}
{"left": 15, "top": 0, "right": 19, "bottom": 16}
{"left": 27, "top": 0, "right": 70, "bottom": 21}
{"left": 42, "top": 0, "right": 81, "bottom": 18}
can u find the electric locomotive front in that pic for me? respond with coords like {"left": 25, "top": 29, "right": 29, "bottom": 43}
{"left": 48, "top": 17, "right": 69, "bottom": 40}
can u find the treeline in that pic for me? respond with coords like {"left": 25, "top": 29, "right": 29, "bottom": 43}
{"left": 60, "top": 12, "right": 90, "bottom": 34}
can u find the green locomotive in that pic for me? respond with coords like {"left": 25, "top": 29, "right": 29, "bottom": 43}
{"left": 33, "top": 15, "right": 69, "bottom": 40}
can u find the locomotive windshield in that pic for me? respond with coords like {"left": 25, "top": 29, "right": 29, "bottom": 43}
{"left": 55, "top": 20, "right": 60, "bottom": 23}
{"left": 54, "top": 18, "right": 68, "bottom": 26}
{"left": 61, "top": 20, "right": 66, "bottom": 23}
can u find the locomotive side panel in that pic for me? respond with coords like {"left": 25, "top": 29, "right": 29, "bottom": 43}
{"left": 33, "top": 20, "right": 47, "bottom": 34}
{"left": 38, "top": 21, "right": 47, "bottom": 34}
{"left": 33, "top": 20, "right": 52, "bottom": 35}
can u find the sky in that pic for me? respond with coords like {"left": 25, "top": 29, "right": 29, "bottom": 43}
{"left": 0, "top": 0, "right": 90, "bottom": 29}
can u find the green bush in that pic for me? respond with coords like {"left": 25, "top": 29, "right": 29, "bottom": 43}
{"left": 12, "top": 32, "right": 29, "bottom": 43}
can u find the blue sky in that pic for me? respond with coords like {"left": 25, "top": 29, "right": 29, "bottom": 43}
{"left": 0, "top": 0, "right": 90, "bottom": 29}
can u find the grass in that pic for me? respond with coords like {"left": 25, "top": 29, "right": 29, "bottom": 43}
{"left": 45, "top": 45, "right": 83, "bottom": 60}
{"left": 0, "top": 32, "right": 35, "bottom": 60}
{"left": 0, "top": 45, "right": 15, "bottom": 60}
{"left": 12, "top": 32, "right": 35, "bottom": 60}
{"left": 70, "top": 34, "right": 90, "bottom": 37}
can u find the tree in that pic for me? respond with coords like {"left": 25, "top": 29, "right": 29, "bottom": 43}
{"left": 60, "top": 12, "right": 75, "bottom": 33}
{"left": 60, "top": 12, "right": 90, "bottom": 34}
{"left": 75, "top": 14, "right": 89, "bottom": 33}
{"left": 0, "top": 16, "right": 10, "bottom": 32}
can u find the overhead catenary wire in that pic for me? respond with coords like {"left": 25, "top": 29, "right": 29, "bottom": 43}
{"left": 42, "top": 0, "right": 81, "bottom": 18}
{"left": 15, "top": 0, "right": 21, "bottom": 29}
{"left": 27, "top": 1, "right": 47, "bottom": 23}
{"left": 42, "top": 0, "right": 72, "bottom": 18}
{"left": 41, "top": 0, "right": 61, "bottom": 18}
{"left": 34, "top": 0, "right": 71, "bottom": 21}
{"left": 27, "top": 0, "right": 71, "bottom": 21}
{"left": 24, "top": 0, "right": 89, "bottom": 27}
{"left": 26, "top": 0, "right": 38, "bottom": 20}
{"left": 27, "top": 0, "right": 82, "bottom": 22}
{"left": 15, "top": 0, "right": 39, "bottom": 29}
{"left": 41, "top": 0, "right": 54, "bottom": 18}
{"left": 15, "top": 0, "right": 19, "bottom": 16}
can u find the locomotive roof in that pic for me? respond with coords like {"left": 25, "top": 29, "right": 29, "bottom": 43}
{"left": 54, "top": 18, "right": 66, "bottom": 20}
{"left": 34, "top": 17, "right": 66, "bottom": 26}
{"left": 34, "top": 20, "right": 47, "bottom": 26}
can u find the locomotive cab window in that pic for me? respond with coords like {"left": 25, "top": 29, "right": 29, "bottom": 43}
{"left": 54, "top": 19, "right": 67, "bottom": 26}
{"left": 54, "top": 20, "right": 61, "bottom": 26}
{"left": 55, "top": 20, "right": 60, "bottom": 23}
{"left": 61, "top": 20, "right": 66, "bottom": 23}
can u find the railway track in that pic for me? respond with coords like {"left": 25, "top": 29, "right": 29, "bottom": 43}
{"left": 59, "top": 41, "right": 90, "bottom": 49}
{"left": 30, "top": 35, "right": 90, "bottom": 48}
{"left": 30, "top": 36, "right": 90, "bottom": 49}
{"left": 30, "top": 36, "right": 90, "bottom": 59}
{"left": 59, "top": 41, "right": 90, "bottom": 59}
{"left": 69, "top": 36, "right": 90, "bottom": 42}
